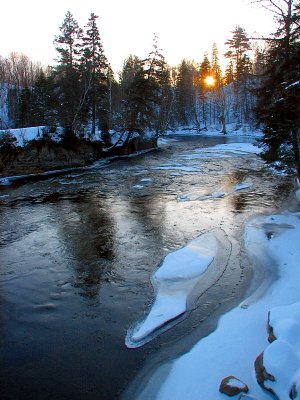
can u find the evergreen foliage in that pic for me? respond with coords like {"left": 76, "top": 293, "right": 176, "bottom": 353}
{"left": 3, "top": 6, "right": 299, "bottom": 161}
{"left": 255, "top": 0, "right": 300, "bottom": 177}
{"left": 53, "top": 11, "right": 83, "bottom": 137}
{"left": 80, "top": 13, "right": 110, "bottom": 138}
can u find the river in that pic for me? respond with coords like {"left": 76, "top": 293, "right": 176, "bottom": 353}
{"left": 0, "top": 135, "right": 291, "bottom": 399}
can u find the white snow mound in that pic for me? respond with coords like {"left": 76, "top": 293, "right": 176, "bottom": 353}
{"left": 126, "top": 233, "right": 217, "bottom": 348}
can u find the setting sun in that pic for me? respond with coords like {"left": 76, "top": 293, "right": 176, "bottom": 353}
{"left": 204, "top": 75, "right": 216, "bottom": 87}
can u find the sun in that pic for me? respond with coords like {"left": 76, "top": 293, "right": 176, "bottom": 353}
{"left": 204, "top": 75, "right": 216, "bottom": 87}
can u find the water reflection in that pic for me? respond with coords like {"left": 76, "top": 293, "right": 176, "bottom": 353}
{"left": 53, "top": 192, "right": 115, "bottom": 298}
{"left": 231, "top": 192, "right": 248, "bottom": 213}
{"left": 128, "top": 195, "right": 165, "bottom": 244}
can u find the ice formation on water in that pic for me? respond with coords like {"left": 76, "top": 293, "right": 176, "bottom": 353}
{"left": 141, "top": 212, "right": 300, "bottom": 400}
{"left": 234, "top": 182, "right": 252, "bottom": 191}
{"left": 182, "top": 142, "right": 262, "bottom": 160}
{"left": 152, "top": 164, "right": 201, "bottom": 173}
{"left": 132, "top": 184, "right": 144, "bottom": 189}
{"left": 125, "top": 232, "right": 218, "bottom": 348}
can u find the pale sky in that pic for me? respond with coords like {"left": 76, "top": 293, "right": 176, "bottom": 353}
{"left": 1, "top": 0, "right": 275, "bottom": 72}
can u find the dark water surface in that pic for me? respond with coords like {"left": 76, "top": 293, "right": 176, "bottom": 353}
{"left": 0, "top": 135, "right": 291, "bottom": 399}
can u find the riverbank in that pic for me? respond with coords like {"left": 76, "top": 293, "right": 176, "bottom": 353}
{"left": 129, "top": 193, "right": 300, "bottom": 400}
{"left": 0, "top": 131, "right": 157, "bottom": 181}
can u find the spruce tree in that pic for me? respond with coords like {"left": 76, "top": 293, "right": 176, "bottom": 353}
{"left": 80, "top": 13, "right": 110, "bottom": 138}
{"left": 211, "top": 44, "right": 227, "bottom": 133}
{"left": 142, "top": 34, "right": 171, "bottom": 134}
{"left": 54, "top": 11, "right": 83, "bottom": 137}
{"left": 16, "top": 87, "right": 32, "bottom": 128}
{"left": 255, "top": 0, "right": 300, "bottom": 178}
{"left": 225, "top": 26, "right": 251, "bottom": 81}
{"left": 120, "top": 36, "right": 170, "bottom": 139}
{"left": 30, "top": 69, "right": 58, "bottom": 128}
{"left": 224, "top": 26, "right": 253, "bottom": 125}
{"left": 175, "top": 60, "right": 197, "bottom": 126}
{"left": 198, "top": 54, "right": 211, "bottom": 127}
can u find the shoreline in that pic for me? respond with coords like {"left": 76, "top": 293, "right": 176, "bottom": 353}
{"left": 122, "top": 193, "right": 299, "bottom": 400}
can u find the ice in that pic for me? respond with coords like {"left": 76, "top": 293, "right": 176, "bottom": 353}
{"left": 182, "top": 142, "right": 261, "bottom": 160}
{"left": 132, "top": 184, "right": 144, "bottom": 189}
{"left": 234, "top": 182, "right": 252, "bottom": 191}
{"left": 126, "top": 233, "right": 217, "bottom": 348}
{"left": 169, "top": 172, "right": 182, "bottom": 177}
{"left": 152, "top": 164, "right": 201, "bottom": 172}
{"left": 136, "top": 211, "right": 300, "bottom": 399}
{"left": 211, "top": 191, "right": 226, "bottom": 198}
{"left": 0, "top": 177, "right": 11, "bottom": 186}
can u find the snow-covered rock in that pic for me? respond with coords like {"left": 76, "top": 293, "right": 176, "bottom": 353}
{"left": 219, "top": 376, "right": 249, "bottom": 397}
{"left": 256, "top": 302, "right": 300, "bottom": 399}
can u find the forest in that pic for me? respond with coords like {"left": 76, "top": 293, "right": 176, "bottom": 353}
{"left": 0, "top": 0, "right": 299, "bottom": 177}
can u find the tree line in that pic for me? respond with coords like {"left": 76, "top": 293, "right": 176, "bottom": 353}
{"left": 1, "top": 11, "right": 261, "bottom": 138}
{"left": 0, "top": 0, "right": 299, "bottom": 177}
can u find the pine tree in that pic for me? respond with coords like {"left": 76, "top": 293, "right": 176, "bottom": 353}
{"left": 80, "top": 13, "right": 110, "bottom": 138}
{"left": 225, "top": 26, "right": 251, "bottom": 81}
{"left": 54, "top": 11, "right": 83, "bottom": 69}
{"left": 120, "top": 36, "right": 170, "bottom": 139}
{"left": 175, "top": 59, "right": 197, "bottom": 126}
{"left": 198, "top": 54, "right": 211, "bottom": 127}
{"left": 120, "top": 55, "right": 147, "bottom": 135}
{"left": 224, "top": 26, "right": 253, "bottom": 125}
{"left": 54, "top": 11, "right": 83, "bottom": 137}
{"left": 16, "top": 87, "right": 32, "bottom": 128}
{"left": 211, "top": 44, "right": 227, "bottom": 133}
{"left": 30, "top": 69, "right": 58, "bottom": 127}
{"left": 142, "top": 34, "right": 171, "bottom": 134}
{"left": 211, "top": 44, "right": 222, "bottom": 86}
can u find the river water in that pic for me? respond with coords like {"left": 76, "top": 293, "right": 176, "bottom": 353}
{"left": 0, "top": 135, "right": 291, "bottom": 400}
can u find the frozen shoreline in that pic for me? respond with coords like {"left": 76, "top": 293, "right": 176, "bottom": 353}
{"left": 133, "top": 205, "right": 300, "bottom": 400}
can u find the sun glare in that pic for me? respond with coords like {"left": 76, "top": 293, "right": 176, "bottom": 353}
{"left": 204, "top": 76, "right": 215, "bottom": 87}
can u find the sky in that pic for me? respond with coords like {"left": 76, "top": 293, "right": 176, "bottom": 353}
{"left": 1, "top": 0, "right": 275, "bottom": 73}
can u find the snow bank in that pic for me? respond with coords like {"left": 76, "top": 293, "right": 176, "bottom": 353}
{"left": 126, "top": 233, "right": 218, "bottom": 348}
{"left": 163, "top": 125, "right": 263, "bottom": 138}
{"left": 0, "top": 126, "right": 46, "bottom": 146}
{"left": 136, "top": 211, "right": 300, "bottom": 399}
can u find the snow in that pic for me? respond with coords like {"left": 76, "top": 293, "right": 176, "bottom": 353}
{"left": 0, "top": 177, "right": 11, "bottom": 186}
{"left": 163, "top": 124, "right": 263, "bottom": 138}
{"left": 125, "top": 233, "right": 217, "bottom": 348}
{"left": 182, "top": 142, "right": 261, "bottom": 160}
{"left": 136, "top": 210, "right": 300, "bottom": 400}
{"left": 0, "top": 126, "right": 47, "bottom": 146}
{"left": 263, "top": 302, "right": 300, "bottom": 398}
{"left": 285, "top": 80, "right": 300, "bottom": 90}
{"left": 226, "top": 377, "right": 247, "bottom": 389}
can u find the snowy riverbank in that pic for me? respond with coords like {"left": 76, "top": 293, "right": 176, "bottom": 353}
{"left": 136, "top": 203, "right": 300, "bottom": 400}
